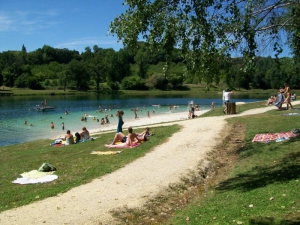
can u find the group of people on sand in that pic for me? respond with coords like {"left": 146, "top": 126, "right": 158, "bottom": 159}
{"left": 61, "top": 109, "right": 151, "bottom": 148}
{"left": 266, "top": 83, "right": 295, "bottom": 110}
{"left": 188, "top": 103, "right": 201, "bottom": 119}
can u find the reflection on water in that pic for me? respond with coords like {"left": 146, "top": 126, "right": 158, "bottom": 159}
{"left": 0, "top": 93, "right": 266, "bottom": 147}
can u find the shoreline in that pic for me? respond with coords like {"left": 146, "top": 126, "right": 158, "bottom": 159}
{"left": 88, "top": 109, "right": 210, "bottom": 136}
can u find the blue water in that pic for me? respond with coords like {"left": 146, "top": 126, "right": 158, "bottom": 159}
{"left": 0, "top": 93, "right": 266, "bottom": 147}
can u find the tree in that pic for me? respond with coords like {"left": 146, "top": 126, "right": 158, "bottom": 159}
{"left": 66, "top": 59, "right": 90, "bottom": 90}
{"left": 134, "top": 48, "right": 150, "bottom": 78}
{"left": 110, "top": 0, "right": 298, "bottom": 85}
{"left": 0, "top": 51, "right": 25, "bottom": 87}
{"left": 88, "top": 51, "right": 108, "bottom": 91}
{"left": 121, "top": 75, "right": 146, "bottom": 90}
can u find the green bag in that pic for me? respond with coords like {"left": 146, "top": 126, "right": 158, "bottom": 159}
{"left": 38, "top": 163, "right": 57, "bottom": 172}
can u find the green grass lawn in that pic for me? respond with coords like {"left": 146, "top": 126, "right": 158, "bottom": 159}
{"left": 167, "top": 106, "right": 300, "bottom": 225}
{"left": 0, "top": 125, "right": 180, "bottom": 213}
{"left": 2, "top": 86, "right": 283, "bottom": 96}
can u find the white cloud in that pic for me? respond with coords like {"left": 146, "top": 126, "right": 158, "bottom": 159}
{"left": 0, "top": 13, "right": 15, "bottom": 31}
{"left": 55, "top": 37, "right": 123, "bottom": 51}
{"left": 0, "top": 9, "right": 60, "bottom": 33}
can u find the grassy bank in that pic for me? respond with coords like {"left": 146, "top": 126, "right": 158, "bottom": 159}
{"left": 108, "top": 104, "right": 300, "bottom": 224}
{"left": 166, "top": 107, "right": 300, "bottom": 224}
{"left": 0, "top": 86, "right": 283, "bottom": 96}
{"left": 0, "top": 125, "right": 180, "bottom": 213}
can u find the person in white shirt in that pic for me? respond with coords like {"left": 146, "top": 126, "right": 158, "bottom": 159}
{"left": 223, "top": 90, "right": 234, "bottom": 114}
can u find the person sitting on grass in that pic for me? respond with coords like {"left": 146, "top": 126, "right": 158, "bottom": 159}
{"left": 65, "top": 130, "right": 75, "bottom": 145}
{"left": 105, "top": 127, "right": 144, "bottom": 148}
{"left": 80, "top": 126, "right": 90, "bottom": 141}
{"left": 266, "top": 95, "right": 276, "bottom": 106}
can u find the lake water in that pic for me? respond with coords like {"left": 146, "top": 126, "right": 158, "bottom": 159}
{"left": 0, "top": 93, "right": 266, "bottom": 147}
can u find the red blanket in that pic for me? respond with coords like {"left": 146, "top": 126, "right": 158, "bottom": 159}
{"left": 252, "top": 131, "right": 297, "bottom": 142}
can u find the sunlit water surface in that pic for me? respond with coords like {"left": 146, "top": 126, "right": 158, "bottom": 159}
{"left": 0, "top": 93, "right": 266, "bottom": 147}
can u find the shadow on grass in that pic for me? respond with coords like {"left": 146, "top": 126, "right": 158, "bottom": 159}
{"left": 237, "top": 136, "right": 300, "bottom": 159}
{"left": 216, "top": 152, "right": 300, "bottom": 192}
{"left": 249, "top": 216, "right": 300, "bottom": 225}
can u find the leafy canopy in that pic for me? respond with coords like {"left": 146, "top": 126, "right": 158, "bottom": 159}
{"left": 110, "top": 0, "right": 298, "bottom": 82}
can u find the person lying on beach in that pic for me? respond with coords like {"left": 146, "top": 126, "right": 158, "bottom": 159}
{"left": 105, "top": 127, "right": 143, "bottom": 148}
{"left": 137, "top": 127, "right": 153, "bottom": 141}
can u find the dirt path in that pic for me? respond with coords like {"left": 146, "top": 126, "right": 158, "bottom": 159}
{"left": 0, "top": 105, "right": 288, "bottom": 225}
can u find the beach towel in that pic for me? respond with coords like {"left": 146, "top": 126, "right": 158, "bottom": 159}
{"left": 50, "top": 137, "right": 97, "bottom": 146}
{"left": 252, "top": 131, "right": 297, "bottom": 142}
{"left": 12, "top": 170, "right": 58, "bottom": 184}
{"left": 105, "top": 142, "right": 140, "bottom": 149}
{"left": 274, "top": 93, "right": 284, "bottom": 108}
{"left": 91, "top": 150, "right": 122, "bottom": 155}
{"left": 283, "top": 113, "right": 300, "bottom": 116}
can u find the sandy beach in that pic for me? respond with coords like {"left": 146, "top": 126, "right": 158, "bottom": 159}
{"left": 0, "top": 103, "right": 295, "bottom": 225}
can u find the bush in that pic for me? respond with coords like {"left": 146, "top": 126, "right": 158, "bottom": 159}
{"left": 106, "top": 80, "right": 119, "bottom": 90}
{"left": 145, "top": 73, "right": 168, "bottom": 90}
{"left": 121, "top": 76, "right": 146, "bottom": 90}
{"left": 15, "top": 74, "right": 43, "bottom": 90}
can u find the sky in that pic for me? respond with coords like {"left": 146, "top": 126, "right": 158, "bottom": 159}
{"left": 0, "top": 0, "right": 292, "bottom": 57}
{"left": 0, "top": 0, "right": 127, "bottom": 53}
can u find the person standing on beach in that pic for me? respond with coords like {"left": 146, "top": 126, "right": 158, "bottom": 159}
{"left": 147, "top": 111, "right": 150, "bottom": 118}
{"left": 223, "top": 90, "right": 234, "bottom": 114}
{"left": 132, "top": 108, "right": 138, "bottom": 119}
{"left": 50, "top": 122, "right": 54, "bottom": 129}
{"left": 284, "top": 83, "right": 293, "bottom": 110}
{"left": 211, "top": 101, "right": 215, "bottom": 111}
{"left": 62, "top": 122, "right": 65, "bottom": 130}
{"left": 116, "top": 110, "right": 124, "bottom": 133}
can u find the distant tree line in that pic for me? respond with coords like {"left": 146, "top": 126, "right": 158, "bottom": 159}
{"left": 0, "top": 43, "right": 298, "bottom": 91}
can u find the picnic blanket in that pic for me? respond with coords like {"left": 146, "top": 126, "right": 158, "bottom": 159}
{"left": 50, "top": 137, "right": 97, "bottom": 146}
{"left": 12, "top": 170, "right": 58, "bottom": 184}
{"left": 91, "top": 150, "right": 122, "bottom": 155}
{"left": 252, "top": 131, "right": 297, "bottom": 142}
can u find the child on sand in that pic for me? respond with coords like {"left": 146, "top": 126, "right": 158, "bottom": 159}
{"left": 211, "top": 101, "right": 215, "bottom": 110}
